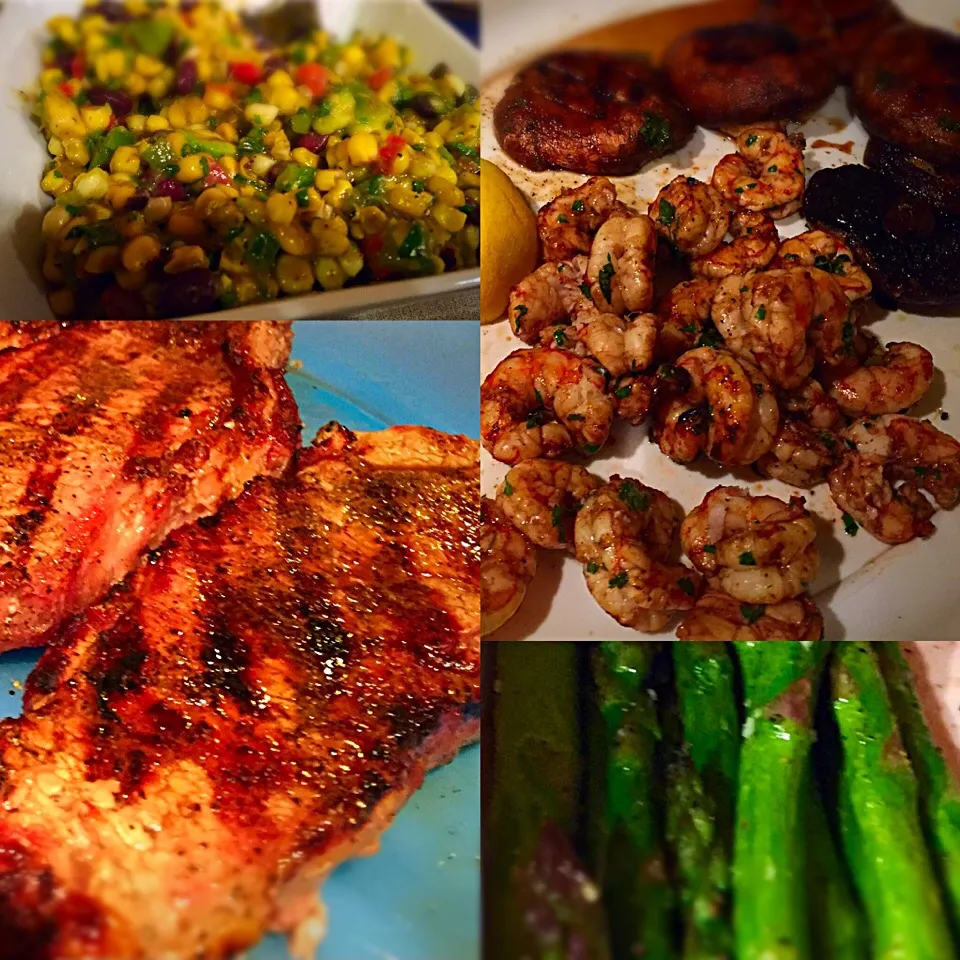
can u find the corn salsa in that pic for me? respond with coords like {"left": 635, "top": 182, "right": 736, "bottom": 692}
{"left": 34, "top": 0, "right": 480, "bottom": 318}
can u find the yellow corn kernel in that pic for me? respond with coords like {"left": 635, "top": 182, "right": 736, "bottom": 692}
{"left": 208, "top": 200, "right": 244, "bottom": 231}
{"left": 167, "top": 101, "right": 187, "bottom": 128}
{"left": 325, "top": 179, "right": 354, "bottom": 209}
{"left": 290, "top": 147, "right": 318, "bottom": 168}
{"left": 219, "top": 246, "right": 246, "bottom": 274}
{"left": 118, "top": 213, "right": 146, "bottom": 239}
{"left": 212, "top": 122, "right": 236, "bottom": 144}
{"left": 48, "top": 287, "right": 75, "bottom": 317}
{"left": 377, "top": 80, "right": 399, "bottom": 105}
{"left": 47, "top": 136, "right": 64, "bottom": 157}
{"left": 122, "top": 234, "right": 162, "bottom": 271}
{"left": 43, "top": 253, "right": 65, "bottom": 283}
{"left": 269, "top": 130, "right": 291, "bottom": 162}
{"left": 432, "top": 203, "right": 467, "bottom": 232}
{"left": 410, "top": 155, "right": 436, "bottom": 180}
{"left": 168, "top": 207, "right": 205, "bottom": 239}
{"left": 146, "top": 74, "right": 169, "bottom": 100}
{"left": 233, "top": 276, "right": 260, "bottom": 305}
{"left": 47, "top": 15, "right": 79, "bottom": 45}
{"left": 313, "top": 256, "right": 346, "bottom": 290}
{"left": 310, "top": 217, "right": 350, "bottom": 256}
{"left": 387, "top": 184, "right": 430, "bottom": 218}
{"left": 44, "top": 93, "right": 86, "bottom": 139}
{"left": 358, "top": 206, "right": 388, "bottom": 234}
{"left": 423, "top": 131, "right": 444, "bottom": 150}
{"left": 220, "top": 155, "right": 238, "bottom": 176}
{"left": 269, "top": 85, "right": 301, "bottom": 115}
{"left": 41, "top": 168, "right": 72, "bottom": 197}
{"left": 80, "top": 104, "right": 113, "bottom": 133}
{"left": 87, "top": 202, "right": 113, "bottom": 222}
{"left": 433, "top": 120, "right": 452, "bottom": 139}
{"left": 266, "top": 192, "right": 297, "bottom": 226}
{"left": 428, "top": 175, "right": 465, "bottom": 207}
{"left": 127, "top": 114, "right": 147, "bottom": 135}
{"left": 144, "top": 196, "right": 172, "bottom": 224}
{"left": 267, "top": 69, "right": 294, "bottom": 88}
{"left": 167, "top": 131, "right": 186, "bottom": 156}
{"left": 107, "top": 181, "right": 138, "bottom": 210}
{"left": 40, "top": 67, "right": 65, "bottom": 88}
{"left": 342, "top": 44, "right": 366, "bottom": 69}
{"left": 375, "top": 37, "right": 400, "bottom": 69}
{"left": 176, "top": 155, "right": 207, "bottom": 184}
{"left": 164, "top": 245, "right": 209, "bottom": 274}
{"left": 146, "top": 114, "right": 170, "bottom": 133}
{"left": 299, "top": 186, "right": 324, "bottom": 214}
{"left": 432, "top": 162, "right": 458, "bottom": 185}
{"left": 276, "top": 254, "right": 314, "bottom": 294}
{"left": 85, "top": 245, "right": 121, "bottom": 274}
{"left": 272, "top": 222, "right": 312, "bottom": 256}
{"left": 125, "top": 73, "right": 147, "bottom": 98}
{"left": 196, "top": 186, "right": 230, "bottom": 219}
{"left": 74, "top": 169, "right": 110, "bottom": 200}
{"left": 63, "top": 137, "right": 90, "bottom": 166}
{"left": 340, "top": 242, "right": 364, "bottom": 278}
{"left": 204, "top": 86, "right": 232, "bottom": 112}
{"left": 134, "top": 54, "right": 164, "bottom": 78}
{"left": 391, "top": 146, "right": 411, "bottom": 175}
{"left": 196, "top": 57, "right": 213, "bottom": 82}
{"left": 116, "top": 267, "right": 148, "bottom": 290}
{"left": 184, "top": 97, "right": 208, "bottom": 125}
{"left": 95, "top": 49, "right": 126, "bottom": 82}
{"left": 314, "top": 169, "right": 339, "bottom": 192}
{"left": 238, "top": 197, "right": 267, "bottom": 227}
{"left": 42, "top": 204, "right": 72, "bottom": 238}
{"left": 346, "top": 132, "right": 379, "bottom": 166}
{"left": 110, "top": 146, "right": 141, "bottom": 176}
{"left": 460, "top": 171, "right": 480, "bottom": 189}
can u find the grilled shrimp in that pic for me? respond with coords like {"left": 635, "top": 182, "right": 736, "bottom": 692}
{"left": 826, "top": 341, "right": 934, "bottom": 416}
{"left": 537, "top": 176, "right": 623, "bottom": 261}
{"left": 481, "top": 348, "right": 615, "bottom": 464}
{"left": 690, "top": 210, "right": 779, "bottom": 279}
{"left": 496, "top": 459, "right": 603, "bottom": 551}
{"left": 481, "top": 497, "right": 537, "bottom": 637}
{"left": 828, "top": 414, "right": 960, "bottom": 544}
{"left": 612, "top": 371, "right": 657, "bottom": 426}
{"left": 681, "top": 485, "right": 820, "bottom": 604}
{"left": 755, "top": 378, "right": 842, "bottom": 487}
{"left": 658, "top": 278, "right": 720, "bottom": 361}
{"left": 808, "top": 268, "right": 857, "bottom": 367}
{"left": 648, "top": 175, "right": 731, "bottom": 256}
{"left": 588, "top": 215, "right": 658, "bottom": 315}
{"left": 712, "top": 267, "right": 820, "bottom": 389}
{"left": 574, "top": 476, "right": 701, "bottom": 633}
{"left": 652, "top": 347, "right": 779, "bottom": 465}
{"left": 507, "top": 259, "right": 587, "bottom": 344}
{"left": 775, "top": 229, "right": 873, "bottom": 301}
{"left": 676, "top": 588, "right": 824, "bottom": 641}
{"left": 712, "top": 129, "right": 806, "bottom": 219}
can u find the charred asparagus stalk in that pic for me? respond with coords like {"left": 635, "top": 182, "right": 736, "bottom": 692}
{"left": 876, "top": 642, "right": 960, "bottom": 943}
{"left": 832, "top": 642, "right": 954, "bottom": 960}
{"left": 732, "top": 641, "right": 828, "bottom": 960}
{"left": 484, "top": 642, "right": 585, "bottom": 958}
{"left": 589, "top": 642, "right": 676, "bottom": 959}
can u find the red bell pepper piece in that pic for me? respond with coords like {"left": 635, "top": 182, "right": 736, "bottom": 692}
{"left": 229, "top": 61, "right": 263, "bottom": 86}
{"left": 294, "top": 62, "right": 330, "bottom": 98}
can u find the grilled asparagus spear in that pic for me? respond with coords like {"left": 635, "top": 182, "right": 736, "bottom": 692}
{"left": 485, "top": 642, "right": 585, "bottom": 957}
{"left": 876, "top": 641, "right": 960, "bottom": 942}
{"left": 589, "top": 642, "right": 676, "bottom": 959}
{"left": 832, "top": 642, "right": 954, "bottom": 960}
{"left": 732, "top": 641, "right": 828, "bottom": 960}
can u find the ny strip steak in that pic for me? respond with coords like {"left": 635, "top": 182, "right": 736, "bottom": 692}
{"left": 0, "top": 423, "right": 480, "bottom": 960}
{"left": 0, "top": 321, "right": 300, "bottom": 652}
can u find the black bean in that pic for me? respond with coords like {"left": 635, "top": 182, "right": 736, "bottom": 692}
{"left": 265, "top": 163, "right": 283, "bottom": 185}
{"left": 429, "top": 62, "right": 450, "bottom": 79}
{"left": 157, "top": 269, "right": 220, "bottom": 318}
{"left": 125, "top": 193, "right": 149, "bottom": 211}
{"left": 174, "top": 59, "right": 198, "bottom": 97}
{"left": 263, "top": 55, "right": 287, "bottom": 77}
{"left": 87, "top": 87, "right": 134, "bottom": 117}
{"left": 409, "top": 93, "right": 442, "bottom": 119}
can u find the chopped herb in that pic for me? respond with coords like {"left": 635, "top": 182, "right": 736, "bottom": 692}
{"left": 703, "top": 544, "right": 717, "bottom": 554}
{"left": 87, "top": 126, "right": 136, "bottom": 170}
{"left": 782, "top": 253, "right": 800, "bottom": 261}
{"left": 844, "top": 437, "right": 858, "bottom": 450}
{"left": 680, "top": 323, "right": 697, "bottom": 334}
{"left": 609, "top": 572, "right": 629, "bottom": 589}
{"left": 583, "top": 443, "right": 600, "bottom": 454}
{"left": 237, "top": 126, "right": 266, "bottom": 157}
{"left": 553, "top": 328, "right": 567, "bottom": 347}
{"left": 295, "top": 188, "right": 311, "bottom": 208}
{"left": 567, "top": 413, "right": 585, "bottom": 421}
{"left": 841, "top": 320, "right": 855, "bottom": 354}
{"left": 842, "top": 513, "right": 859, "bottom": 536}
{"left": 597, "top": 254, "right": 615, "bottom": 303}
{"left": 740, "top": 604, "right": 766, "bottom": 625}
{"left": 525, "top": 410, "right": 545, "bottom": 429}
{"left": 579, "top": 282, "right": 591, "bottom": 298}
{"left": 450, "top": 141, "right": 480, "bottom": 163}
{"left": 739, "top": 551, "right": 756, "bottom": 566}
{"left": 640, "top": 111, "right": 671, "bottom": 149}
{"left": 503, "top": 480, "right": 513, "bottom": 496}
{"left": 658, "top": 198, "right": 675, "bottom": 225}
{"left": 755, "top": 305, "right": 766, "bottom": 320}
{"left": 534, "top": 388, "right": 543, "bottom": 407}
{"left": 398, "top": 220, "right": 428, "bottom": 259}
{"left": 618, "top": 481, "right": 649, "bottom": 512}
{"left": 412, "top": 179, "right": 426, "bottom": 193}
{"left": 572, "top": 199, "right": 585, "bottom": 212}
{"left": 745, "top": 134, "right": 758, "bottom": 147}
{"left": 551, "top": 504, "right": 567, "bottom": 542}
{"left": 940, "top": 116, "right": 960, "bottom": 133}
{"left": 586, "top": 562, "right": 600, "bottom": 574}
{"left": 875, "top": 68, "right": 894, "bottom": 89}
{"left": 697, "top": 326, "right": 724, "bottom": 348}
{"left": 735, "top": 187, "right": 744, "bottom": 195}
{"left": 819, "top": 432, "right": 836, "bottom": 450}
{"left": 768, "top": 165, "right": 778, "bottom": 173}
{"left": 275, "top": 162, "right": 316, "bottom": 193}
{"left": 244, "top": 230, "right": 281, "bottom": 271}
{"left": 814, "top": 253, "right": 849, "bottom": 275}
{"left": 677, "top": 577, "right": 695, "bottom": 597}
{"left": 754, "top": 382, "right": 764, "bottom": 397}
{"left": 513, "top": 304, "right": 529, "bottom": 332}
{"left": 615, "top": 384, "right": 632, "bottom": 400}
{"left": 557, "top": 214, "right": 569, "bottom": 224}
{"left": 224, "top": 225, "right": 245, "bottom": 243}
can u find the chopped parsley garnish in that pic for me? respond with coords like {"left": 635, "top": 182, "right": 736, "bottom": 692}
{"left": 813, "top": 253, "right": 850, "bottom": 275}
{"left": 618, "top": 482, "right": 649, "bottom": 512}
{"left": 755, "top": 305, "right": 766, "bottom": 320}
{"left": 658, "top": 198, "right": 675, "bottom": 225}
{"left": 703, "top": 544, "right": 717, "bottom": 554}
{"left": 745, "top": 134, "right": 758, "bottom": 147}
{"left": 513, "top": 303, "right": 528, "bottom": 332}
{"left": 586, "top": 561, "right": 600, "bottom": 574}
{"left": 640, "top": 111, "right": 671, "bottom": 149}
{"left": 680, "top": 323, "right": 697, "bottom": 334}
{"left": 553, "top": 328, "right": 567, "bottom": 347}
{"left": 740, "top": 604, "right": 765, "bottom": 625}
{"left": 739, "top": 551, "right": 756, "bottom": 566}
{"left": 583, "top": 443, "right": 600, "bottom": 454}
{"left": 819, "top": 432, "right": 837, "bottom": 450}
{"left": 615, "top": 384, "right": 632, "bottom": 399}
{"left": 842, "top": 513, "right": 859, "bottom": 536}
{"left": 697, "top": 326, "right": 724, "bottom": 348}
{"left": 940, "top": 116, "right": 960, "bottom": 133}
{"left": 572, "top": 199, "right": 585, "bottom": 212}
{"left": 597, "top": 254, "right": 615, "bottom": 304}
{"left": 768, "top": 165, "right": 778, "bottom": 173}
{"left": 754, "top": 382, "right": 764, "bottom": 397}
{"left": 579, "top": 282, "right": 591, "bottom": 298}
{"left": 677, "top": 577, "right": 695, "bottom": 597}
{"left": 551, "top": 504, "right": 567, "bottom": 542}
{"left": 609, "top": 572, "right": 629, "bottom": 589}
{"left": 502, "top": 481, "right": 513, "bottom": 496}
{"left": 557, "top": 214, "right": 569, "bottom": 224}
{"left": 567, "top": 413, "right": 585, "bottom": 421}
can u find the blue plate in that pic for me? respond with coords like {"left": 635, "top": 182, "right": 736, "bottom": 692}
{"left": 0, "top": 320, "right": 480, "bottom": 960}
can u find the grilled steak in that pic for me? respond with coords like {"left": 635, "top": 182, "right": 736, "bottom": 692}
{"left": 0, "top": 423, "right": 480, "bottom": 960}
{"left": 0, "top": 321, "right": 299, "bottom": 653}
{"left": 0, "top": 322, "right": 68, "bottom": 354}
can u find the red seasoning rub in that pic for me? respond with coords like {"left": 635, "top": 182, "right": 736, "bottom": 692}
{"left": 493, "top": 52, "right": 694, "bottom": 175}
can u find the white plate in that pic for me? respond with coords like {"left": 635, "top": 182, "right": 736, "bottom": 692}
{"left": 0, "top": 0, "right": 478, "bottom": 321}
{"left": 480, "top": 0, "right": 960, "bottom": 641}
